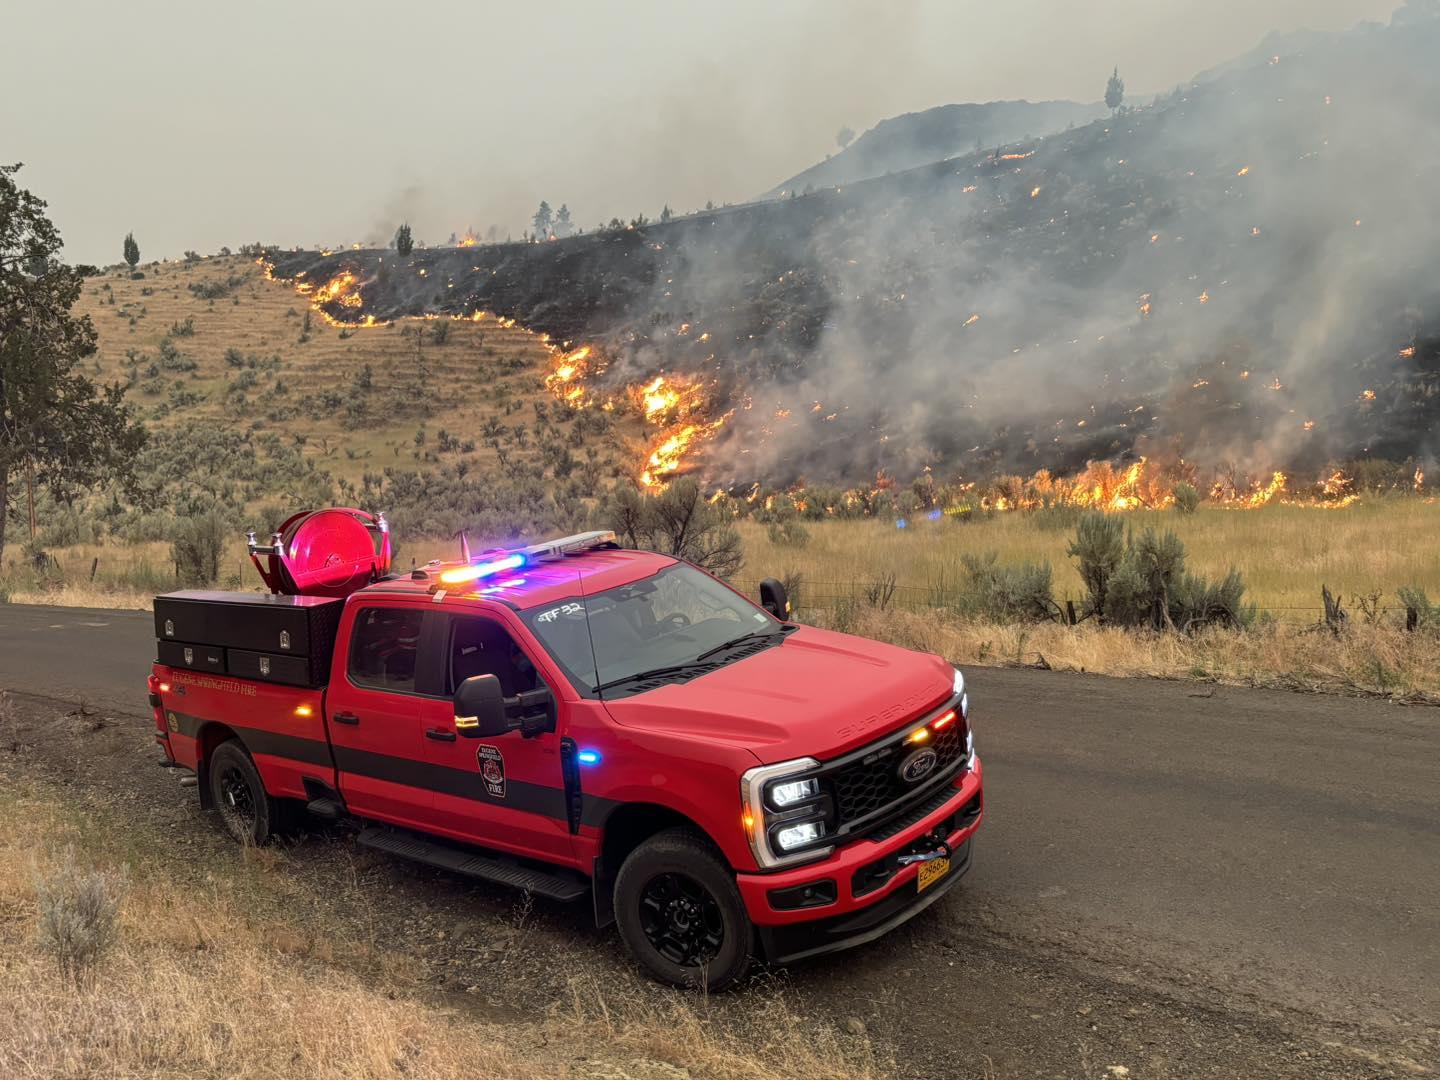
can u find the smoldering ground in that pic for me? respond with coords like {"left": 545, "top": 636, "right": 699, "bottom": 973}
{"left": 272, "top": 3, "right": 1440, "bottom": 491}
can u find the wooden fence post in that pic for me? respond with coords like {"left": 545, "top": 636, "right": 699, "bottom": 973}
{"left": 90, "top": 557, "right": 99, "bottom": 582}
{"left": 1065, "top": 599, "right": 1077, "bottom": 626}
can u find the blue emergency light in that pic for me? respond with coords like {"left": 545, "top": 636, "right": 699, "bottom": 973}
{"left": 440, "top": 552, "right": 527, "bottom": 586}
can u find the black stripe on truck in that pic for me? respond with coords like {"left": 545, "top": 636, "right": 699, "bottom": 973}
{"left": 167, "top": 711, "right": 616, "bottom": 823}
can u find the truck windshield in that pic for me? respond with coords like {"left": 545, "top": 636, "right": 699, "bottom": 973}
{"left": 521, "top": 564, "right": 782, "bottom": 695}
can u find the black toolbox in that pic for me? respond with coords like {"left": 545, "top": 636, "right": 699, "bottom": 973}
{"left": 157, "top": 639, "right": 227, "bottom": 674}
{"left": 154, "top": 591, "right": 345, "bottom": 658}
{"left": 226, "top": 648, "right": 331, "bottom": 689}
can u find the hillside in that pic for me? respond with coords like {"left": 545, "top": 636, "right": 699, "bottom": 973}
{"left": 68, "top": 257, "right": 642, "bottom": 541}
{"left": 268, "top": 4, "right": 1440, "bottom": 494}
{"left": 763, "top": 99, "right": 1104, "bottom": 197}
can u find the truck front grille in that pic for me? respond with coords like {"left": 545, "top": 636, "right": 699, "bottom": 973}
{"left": 830, "top": 723, "right": 967, "bottom": 824}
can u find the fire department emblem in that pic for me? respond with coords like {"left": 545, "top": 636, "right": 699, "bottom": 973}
{"left": 477, "top": 744, "right": 506, "bottom": 799}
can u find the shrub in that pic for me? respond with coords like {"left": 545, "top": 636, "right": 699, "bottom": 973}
{"left": 168, "top": 316, "right": 195, "bottom": 337}
{"left": 1074, "top": 520, "right": 1254, "bottom": 631}
{"left": 33, "top": 846, "right": 127, "bottom": 989}
{"left": 765, "top": 510, "right": 810, "bottom": 548}
{"left": 1172, "top": 481, "right": 1201, "bottom": 514}
{"left": 605, "top": 478, "right": 743, "bottom": 578}
{"left": 157, "top": 337, "right": 197, "bottom": 372}
{"left": 1068, "top": 512, "right": 1125, "bottom": 618}
{"left": 1398, "top": 585, "right": 1438, "bottom": 629}
{"left": 1104, "top": 528, "right": 1187, "bottom": 629}
{"left": 431, "top": 320, "right": 450, "bottom": 345}
{"left": 958, "top": 551, "right": 1056, "bottom": 622}
{"left": 171, "top": 508, "right": 229, "bottom": 586}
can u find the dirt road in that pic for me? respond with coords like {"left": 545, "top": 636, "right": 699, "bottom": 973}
{"left": 1, "top": 603, "right": 1435, "bottom": 1077}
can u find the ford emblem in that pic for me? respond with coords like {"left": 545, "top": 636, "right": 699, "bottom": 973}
{"left": 898, "top": 746, "right": 938, "bottom": 783}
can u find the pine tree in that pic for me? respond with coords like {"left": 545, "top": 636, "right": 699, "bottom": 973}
{"left": 836, "top": 125, "right": 855, "bottom": 150}
{"left": 3, "top": 165, "right": 147, "bottom": 561}
{"left": 394, "top": 222, "right": 413, "bottom": 256}
{"left": 532, "top": 201, "right": 553, "bottom": 238}
{"left": 1105, "top": 67, "right": 1125, "bottom": 112}
{"left": 122, "top": 232, "right": 139, "bottom": 269}
{"left": 555, "top": 204, "right": 571, "bottom": 228}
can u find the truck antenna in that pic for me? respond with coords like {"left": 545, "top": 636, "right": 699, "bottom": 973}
{"left": 577, "top": 569, "right": 604, "bottom": 701}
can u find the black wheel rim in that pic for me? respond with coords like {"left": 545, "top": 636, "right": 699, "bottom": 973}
{"left": 217, "top": 765, "right": 257, "bottom": 837}
{"left": 637, "top": 872, "right": 725, "bottom": 967}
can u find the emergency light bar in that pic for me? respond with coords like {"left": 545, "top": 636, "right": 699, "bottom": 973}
{"left": 437, "top": 530, "right": 618, "bottom": 587}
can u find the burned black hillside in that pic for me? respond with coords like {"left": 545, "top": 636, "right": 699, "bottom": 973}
{"left": 271, "top": 6, "right": 1440, "bottom": 489}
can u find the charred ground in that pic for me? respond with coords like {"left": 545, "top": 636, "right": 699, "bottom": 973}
{"left": 271, "top": 9, "right": 1440, "bottom": 492}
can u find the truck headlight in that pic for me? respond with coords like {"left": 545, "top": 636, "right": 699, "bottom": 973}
{"left": 776, "top": 821, "right": 825, "bottom": 850}
{"left": 769, "top": 777, "right": 819, "bottom": 808}
{"left": 954, "top": 667, "right": 975, "bottom": 757}
{"left": 740, "top": 758, "right": 832, "bottom": 868}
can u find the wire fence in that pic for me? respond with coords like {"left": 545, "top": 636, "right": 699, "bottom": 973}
{"left": 731, "top": 578, "right": 1419, "bottom": 629}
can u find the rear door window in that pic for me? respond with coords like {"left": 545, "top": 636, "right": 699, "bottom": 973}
{"left": 349, "top": 607, "right": 425, "bottom": 692}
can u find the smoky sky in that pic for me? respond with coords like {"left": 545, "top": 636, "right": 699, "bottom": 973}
{"left": 2, "top": 0, "right": 1401, "bottom": 267}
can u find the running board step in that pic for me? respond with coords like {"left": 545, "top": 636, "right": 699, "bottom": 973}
{"left": 305, "top": 797, "right": 343, "bottom": 821}
{"left": 357, "top": 827, "right": 589, "bottom": 902}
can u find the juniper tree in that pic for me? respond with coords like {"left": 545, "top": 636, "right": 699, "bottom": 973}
{"left": 1, "top": 164, "right": 146, "bottom": 561}
{"left": 1105, "top": 67, "right": 1125, "bottom": 112}
{"left": 394, "top": 222, "right": 413, "bottom": 256}
{"left": 122, "top": 231, "right": 139, "bottom": 268}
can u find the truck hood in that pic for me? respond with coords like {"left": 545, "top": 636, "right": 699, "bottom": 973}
{"left": 600, "top": 625, "right": 954, "bottom": 764}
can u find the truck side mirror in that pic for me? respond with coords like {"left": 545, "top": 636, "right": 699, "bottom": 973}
{"left": 758, "top": 578, "right": 791, "bottom": 620}
{"left": 454, "top": 674, "right": 512, "bottom": 738}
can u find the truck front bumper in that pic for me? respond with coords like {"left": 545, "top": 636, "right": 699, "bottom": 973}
{"left": 737, "top": 754, "right": 983, "bottom": 964}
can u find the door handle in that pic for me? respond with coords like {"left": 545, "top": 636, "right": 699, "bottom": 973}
{"left": 332, "top": 712, "right": 360, "bottom": 726}
{"left": 425, "top": 728, "right": 457, "bottom": 742}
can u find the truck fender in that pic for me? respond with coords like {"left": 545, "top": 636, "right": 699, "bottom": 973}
{"left": 191, "top": 722, "right": 241, "bottom": 811}
{"left": 590, "top": 801, "right": 726, "bottom": 928}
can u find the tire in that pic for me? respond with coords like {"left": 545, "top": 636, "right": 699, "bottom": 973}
{"left": 613, "top": 828, "right": 753, "bottom": 991}
{"left": 207, "top": 739, "right": 284, "bottom": 845}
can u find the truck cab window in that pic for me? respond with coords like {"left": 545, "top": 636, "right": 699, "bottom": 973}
{"left": 349, "top": 607, "right": 425, "bottom": 691}
{"left": 446, "top": 616, "right": 542, "bottom": 698}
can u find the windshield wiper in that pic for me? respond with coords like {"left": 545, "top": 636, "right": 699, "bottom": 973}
{"left": 694, "top": 626, "right": 792, "bottom": 663}
{"left": 594, "top": 663, "right": 713, "bottom": 693}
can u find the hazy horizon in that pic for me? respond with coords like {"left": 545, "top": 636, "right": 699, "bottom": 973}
{"left": 3, "top": 0, "right": 1401, "bottom": 266}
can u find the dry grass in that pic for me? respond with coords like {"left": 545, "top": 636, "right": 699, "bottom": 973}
{"left": 0, "top": 779, "right": 881, "bottom": 1080}
{"left": 812, "top": 604, "right": 1440, "bottom": 700}
{"left": 736, "top": 500, "right": 1440, "bottom": 616}
{"left": 77, "top": 257, "right": 640, "bottom": 484}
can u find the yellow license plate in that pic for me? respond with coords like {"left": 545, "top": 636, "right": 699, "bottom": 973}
{"left": 916, "top": 856, "right": 951, "bottom": 893}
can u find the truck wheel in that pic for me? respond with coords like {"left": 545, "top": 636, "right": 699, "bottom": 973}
{"left": 613, "top": 828, "right": 753, "bottom": 991}
{"left": 208, "top": 740, "right": 283, "bottom": 845}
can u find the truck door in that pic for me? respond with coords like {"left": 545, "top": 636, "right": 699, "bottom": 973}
{"left": 416, "top": 610, "right": 576, "bottom": 866}
{"left": 325, "top": 604, "right": 434, "bottom": 829}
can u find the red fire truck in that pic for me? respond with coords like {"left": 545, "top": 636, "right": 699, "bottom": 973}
{"left": 148, "top": 508, "right": 983, "bottom": 989}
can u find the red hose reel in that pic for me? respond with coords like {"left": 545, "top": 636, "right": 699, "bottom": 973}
{"left": 247, "top": 508, "right": 392, "bottom": 597}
